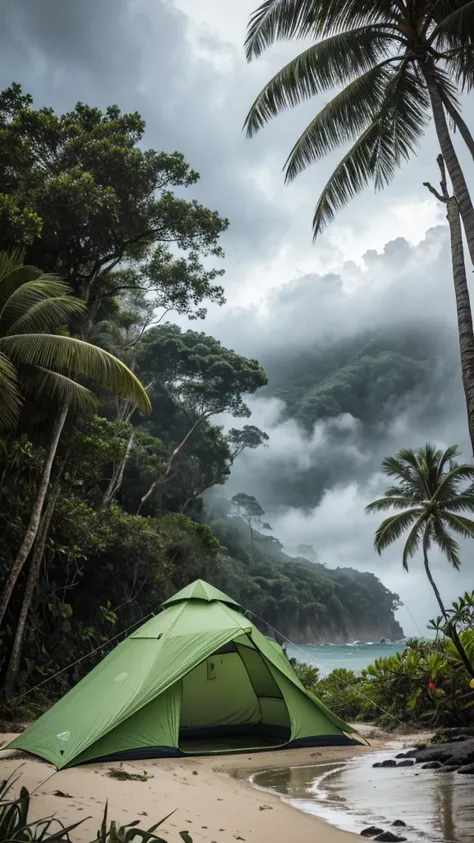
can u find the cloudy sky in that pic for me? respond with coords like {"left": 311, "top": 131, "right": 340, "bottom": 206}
{"left": 2, "top": 0, "right": 474, "bottom": 635}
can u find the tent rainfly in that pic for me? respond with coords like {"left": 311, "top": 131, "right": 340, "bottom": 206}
{"left": 8, "top": 580, "right": 358, "bottom": 768}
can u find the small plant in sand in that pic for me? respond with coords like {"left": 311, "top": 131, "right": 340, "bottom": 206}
{"left": 106, "top": 770, "right": 153, "bottom": 783}
{"left": 0, "top": 771, "right": 180, "bottom": 843}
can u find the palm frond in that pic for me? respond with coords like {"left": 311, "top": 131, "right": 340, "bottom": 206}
{"left": 401, "top": 513, "right": 426, "bottom": 571}
{"left": 245, "top": 0, "right": 395, "bottom": 60}
{"left": 244, "top": 28, "right": 393, "bottom": 138}
{"left": 373, "top": 508, "right": 423, "bottom": 553}
{"left": 0, "top": 278, "right": 75, "bottom": 332}
{"left": 442, "top": 493, "right": 474, "bottom": 512}
{"left": 21, "top": 367, "right": 98, "bottom": 416}
{"left": 245, "top": 0, "right": 320, "bottom": 61}
{"left": 0, "top": 334, "right": 151, "bottom": 413}
{"left": 430, "top": 0, "right": 474, "bottom": 45}
{"left": 5, "top": 295, "right": 86, "bottom": 336}
{"left": 366, "top": 495, "right": 421, "bottom": 512}
{"left": 312, "top": 62, "right": 428, "bottom": 237}
{"left": 0, "top": 352, "right": 21, "bottom": 429}
{"left": 0, "top": 263, "right": 43, "bottom": 312}
{"left": 441, "top": 512, "right": 474, "bottom": 541}
{"left": 432, "top": 518, "right": 461, "bottom": 569}
{"left": 312, "top": 122, "right": 386, "bottom": 236}
{"left": 284, "top": 58, "right": 394, "bottom": 182}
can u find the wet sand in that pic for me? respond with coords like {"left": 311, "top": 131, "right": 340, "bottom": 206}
{"left": 251, "top": 746, "right": 474, "bottom": 842}
{"left": 0, "top": 734, "right": 377, "bottom": 843}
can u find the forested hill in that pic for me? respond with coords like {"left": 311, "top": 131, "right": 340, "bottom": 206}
{"left": 201, "top": 498, "right": 404, "bottom": 644}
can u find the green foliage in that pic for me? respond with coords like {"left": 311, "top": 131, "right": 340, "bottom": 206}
{"left": 308, "top": 629, "right": 474, "bottom": 729}
{"left": 289, "top": 657, "right": 320, "bottom": 689}
{"left": 0, "top": 85, "right": 227, "bottom": 317}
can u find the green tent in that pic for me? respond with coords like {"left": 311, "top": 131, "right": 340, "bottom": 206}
{"left": 8, "top": 580, "right": 358, "bottom": 768}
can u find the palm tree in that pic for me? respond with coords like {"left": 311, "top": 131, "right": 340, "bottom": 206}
{"left": 243, "top": 0, "right": 474, "bottom": 264}
{"left": 0, "top": 252, "right": 151, "bottom": 627}
{"left": 367, "top": 444, "right": 474, "bottom": 677}
{"left": 366, "top": 444, "right": 474, "bottom": 620}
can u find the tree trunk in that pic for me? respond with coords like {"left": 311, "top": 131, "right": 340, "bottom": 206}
{"left": 138, "top": 414, "right": 205, "bottom": 514}
{"left": 438, "top": 89, "right": 474, "bottom": 161}
{"left": 424, "top": 550, "right": 474, "bottom": 677}
{"left": 248, "top": 516, "right": 254, "bottom": 564}
{"left": 0, "top": 402, "right": 69, "bottom": 626}
{"left": 423, "top": 67, "right": 474, "bottom": 266}
{"left": 446, "top": 194, "right": 474, "bottom": 456}
{"left": 2, "top": 488, "right": 59, "bottom": 699}
{"left": 423, "top": 549, "right": 448, "bottom": 619}
{"left": 102, "top": 431, "right": 135, "bottom": 505}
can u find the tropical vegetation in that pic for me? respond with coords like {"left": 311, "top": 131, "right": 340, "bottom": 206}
{"left": 292, "top": 591, "right": 474, "bottom": 729}
{"left": 0, "top": 85, "right": 403, "bottom": 712}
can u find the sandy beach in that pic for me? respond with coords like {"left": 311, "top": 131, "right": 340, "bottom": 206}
{"left": 0, "top": 732, "right": 381, "bottom": 843}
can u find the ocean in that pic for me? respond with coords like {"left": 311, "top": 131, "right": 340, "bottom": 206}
{"left": 285, "top": 641, "right": 407, "bottom": 676}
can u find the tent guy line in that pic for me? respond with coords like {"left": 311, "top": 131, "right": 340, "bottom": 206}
{"left": 244, "top": 608, "right": 404, "bottom": 728}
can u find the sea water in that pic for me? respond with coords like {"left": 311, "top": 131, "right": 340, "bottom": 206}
{"left": 251, "top": 749, "right": 474, "bottom": 842}
{"left": 286, "top": 641, "right": 406, "bottom": 676}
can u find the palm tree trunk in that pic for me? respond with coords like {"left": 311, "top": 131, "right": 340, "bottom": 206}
{"left": 2, "top": 487, "right": 60, "bottom": 699}
{"left": 446, "top": 194, "right": 474, "bottom": 456}
{"left": 423, "top": 549, "right": 474, "bottom": 676}
{"left": 423, "top": 66, "right": 474, "bottom": 266}
{"left": 0, "top": 402, "right": 69, "bottom": 626}
{"left": 423, "top": 549, "right": 448, "bottom": 619}
{"left": 438, "top": 89, "right": 474, "bottom": 161}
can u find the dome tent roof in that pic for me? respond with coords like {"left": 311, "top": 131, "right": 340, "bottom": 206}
{"left": 162, "top": 579, "right": 242, "bottom": 610}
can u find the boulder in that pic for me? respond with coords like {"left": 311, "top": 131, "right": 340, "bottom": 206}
{"left": 380, "top": 759, "right": 397, "bottom": 768}
{"left": 391, "top": 820, "right": 407, "bottom": 827}
{"left": 457, "top": 763, "right": 474, "bottom": 775}
{"left": 397, "top": 760, "right": 414, "bottom": 767}
{"left": 360, "top": 827, "right": 384, "bottom": 837}
{"left": 374, "top": 833, "right": 407, "bottom": 842}
{"left": 422, "top": 761, "right": 442, "bottom": 770}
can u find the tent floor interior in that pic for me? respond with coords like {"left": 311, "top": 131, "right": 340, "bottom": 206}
{"left": 179, "top": 734, "right": 285, "bottom": 754}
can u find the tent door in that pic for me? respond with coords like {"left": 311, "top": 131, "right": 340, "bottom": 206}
{"left": 178, "top": 643, "right": 291, "bottom": 754}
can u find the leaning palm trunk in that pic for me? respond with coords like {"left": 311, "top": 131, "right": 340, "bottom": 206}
{"left": 423, "top": 67, "right": 474, "bottom": 267}
{"left": 2, "top": 486, "right": 60, "bottom": 699}
{"left": 424, "top": 550, "right": 474, "bottom": 678}
{"left": 424, "top": 155, "right": 474, "bottom": 456}
{"left": 0, "top": 402, "right": 69, "bottom": 626}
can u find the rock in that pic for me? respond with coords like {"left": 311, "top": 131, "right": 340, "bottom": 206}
{"left": 372, "top": 763, "right": 381, "bottom": 768}
{"left": 374, "top": 833, "right": 407, "bottom": 842}
{"left": 360, "top": 828, "right": 384, "bottom": 838}
{"left": 380, "top": 759, "right": 397, "bottom": 768}
{"left": 392, "top": 820, "right": 407, "bottom": 827}
{"left": 395, "top": 753, "right": 407, "bottom": 759}
{"left": 422, "top": 761, "right": 442, "bottom": 769}
{"left": 397, "top": 760, "right": 414, "bottom": 767}
{"left": 458, "top": 763, "right": 474, "bottom": 774}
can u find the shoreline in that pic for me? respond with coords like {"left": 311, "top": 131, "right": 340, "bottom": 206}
{"left": 0, "top": 733, "right": 382, "bottom": 843}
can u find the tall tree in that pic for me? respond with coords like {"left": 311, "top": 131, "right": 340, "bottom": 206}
{"left": 244, "top": 0, "right": 474, "bottom": 264}
{"left": 0, "top": 257, "right": 151, "bottom": 627}
{"left": 0, "top": 84, "right": 228, "bottom": 310}
{"left": 366, "top": 444, "right": 474, "bottom": 622}
{"left": 231, "top": 492, "right": 266, "bottom": 562}
{"left": 136, "top": 325, "right": 268, "bottom": 511}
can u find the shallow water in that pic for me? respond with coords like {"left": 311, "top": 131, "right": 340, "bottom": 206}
{"left": 286, "top": 642, "right": 406, "bottom": 676}
{"left": 250, "top": 749, "right": 474, "bottom": 842}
